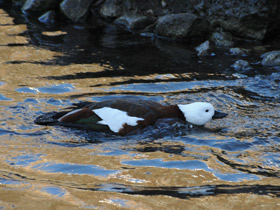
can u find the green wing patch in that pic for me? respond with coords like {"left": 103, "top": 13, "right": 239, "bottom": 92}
{"left": 76, "top": 115, "right": 109, "bottom": 131}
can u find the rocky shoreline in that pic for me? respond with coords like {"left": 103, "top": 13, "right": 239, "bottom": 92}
{"left": 4, "top": 0, "right": 280, "bottom": 67}
{"left": 7, "top": 0, "right": 280, "bottom": 40}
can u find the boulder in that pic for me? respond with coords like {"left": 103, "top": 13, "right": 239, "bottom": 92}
{"left": 261, "top": 50, "right": 280, "bottom": 66}
{"left": 60, "top": 0, "right": 94, "bottom": 22}
{"left": 155, "top": 13, "right": 210, "bottom": 40}
{"left": 22, "top": 0, "right": 58, "bottom": 13}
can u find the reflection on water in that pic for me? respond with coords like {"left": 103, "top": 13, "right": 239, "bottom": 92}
{"left": 40, "top": 186, "right": 66, "bottom": 198}
{"left": 0, "top": 6, "right": 279, "bottom": 209}
{"left": 15, "top": 83, "right": 75, "bottom": 94}
{"left": 33, "top": 162, "right": 119, "bottom": 177}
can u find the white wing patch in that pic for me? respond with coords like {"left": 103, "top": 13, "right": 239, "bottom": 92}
{"left": 93, "top": 107, "right": 144, "bottom": 133}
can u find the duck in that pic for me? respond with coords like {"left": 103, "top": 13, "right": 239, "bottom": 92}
{"left": 35, "top": 98, "right": 227, "bottom": 136}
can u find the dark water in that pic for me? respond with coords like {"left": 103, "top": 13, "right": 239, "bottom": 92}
{"left": 0, "top": 6, "right": 279, "bottom": 209}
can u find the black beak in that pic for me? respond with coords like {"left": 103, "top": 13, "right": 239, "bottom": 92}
{"left": 212, "top": 110, "right": 227, "bottom": 119}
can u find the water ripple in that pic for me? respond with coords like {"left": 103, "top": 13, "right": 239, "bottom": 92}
{"left": 33, "top": 162, "right": 119, "bottom": 177}
{"left": 15, "top": 84, "right": 75, "bottom": 94}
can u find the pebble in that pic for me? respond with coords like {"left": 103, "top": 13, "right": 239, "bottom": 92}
{"left": 231, "top": 60, "right": 251, "bottom": 71}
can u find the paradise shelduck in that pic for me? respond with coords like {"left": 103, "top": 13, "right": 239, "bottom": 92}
{"left": 35, "top": 98, "right": 227, "bottom": 136}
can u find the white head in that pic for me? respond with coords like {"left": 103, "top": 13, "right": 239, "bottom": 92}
{"left": 178, "top": 102, "right": 215, "bottom": 125}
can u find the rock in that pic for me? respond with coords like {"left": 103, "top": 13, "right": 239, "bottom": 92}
{"left": 100, "top": 0, "right": 123, "bottom": 18}
{"left": 101, "top": 1, "right": 280, "bottom": 41}
{"left": 229, "top": 48, "right": 250, "bottom": 56}
{"left": 211, "top": 30, "right": 234, "bottom": 47}
{"left": 253, "top": 46, "right": 266, "bottom": 54}
{"left": 191, "top": 0, "right": 280, "bottom": 41}
{"left": 155, "top": 13, "right": 210, "bottom": 40}
{"left": 161, "top": 0, "right": 191, "bottom": 14}
{"left": 14, "top": 0, "right": 280, "bottom": 42}
{"left": 114, "top": 15, "right": 156, "bottom": 31}
{"left": 195, "top": 40, "right": 215, "bottom": 56}
{"left": 232, "top": 60, "right": 251, "bottom": 71}
{"left": 22, "top": 0, "right": 58, "bottom": 13}
{"left": 12, "top": 0, "right": 26, "bottom": 7}
{"left": 161, "top": 0, "right": 167, "bottom": 8}
{"left": 261, "top": 50, "right": 280, "bottom": 66}
{"left": 38, "top": 10, "right": 56, "bottom": 25}
{"left": 60, "top": 0, "right": 94, "bottom": 22}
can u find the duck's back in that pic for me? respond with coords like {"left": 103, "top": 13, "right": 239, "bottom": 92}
{"left": 87, "top": 98, "right": 164, "bottom": 119}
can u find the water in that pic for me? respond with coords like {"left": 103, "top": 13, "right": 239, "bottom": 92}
{"left": 0, "top": 6, "right": 280, "bottom": 209}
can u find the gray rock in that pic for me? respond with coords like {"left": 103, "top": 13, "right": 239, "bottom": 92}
{"left": 195, "top": 40, "right": 214, "bottom": 56}
{"left": 211, "top": 30, "right": 234, "bottom": 47}
{"left": 232, "top": 60, "right": 251, "bottom": 71}
{"left": 60, "top": 0, "right": 94, "bottom": 22}
{"left": 261, "top": 50, "right": 280, "bottom": 66}
{"left": 100, "top": 0, "right": 123, "bottom": 18}
{"left": 38, "top": 10, "right": 56, "bottom": 25}
{"left": 155, "top": 13, "right": 210, "bottom": 39}
{"left": 229, "top": 48, "right": 250, "bottom": 56}
{"left": 114, "top": 15, "right": 156, "bottom": 31}
{"left": 22, "top": 0, "right": 58, "bottom": 13}
{"left": 191, "top": 0, "right": 280, "bottom": 41}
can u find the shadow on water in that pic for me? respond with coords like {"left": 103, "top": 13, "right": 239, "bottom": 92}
{"left": 83, "top": 183, "right": 280, "bottom": 199}
{"left": 213, "top": 152, "right": 280, "bottom": 178}
{"left": 3, "top": 4, "right": 273, "bottom": 78}
{"left": 2, "top": 3, "right": 279, "bottom": 102}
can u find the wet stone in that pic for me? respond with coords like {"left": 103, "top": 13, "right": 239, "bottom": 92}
{"left": 195, "top": 40, "right": 215, "bottom": 56}
{"left": 232, "top": 73, "right": 248, "bottom": 79}
{"left": 100, "top": 0, "right": 123, "bottom": 18}
{"left": 60, "top": 0, "right": 94, "bottom": 22}
{"left": 155, "top": 13, "right": 210, "bottom": 40}
{"left": 231, "top": 60, "right": 251, "bottom": 71}
{"left": 211, "top": 30, "right": 234, "bottom": 47}
{"left": 38, "top": 10, "right": 56, "bottom": 25}
{"left": 261, "top": 50, "right": 280, "bottom": 66}
{"left": 229, "top": 48, "right": 250, "bottom": 56}
{"left": 114, "top": 15, "right": 156, "bottom": 31}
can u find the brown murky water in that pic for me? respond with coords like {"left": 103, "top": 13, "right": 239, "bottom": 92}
{"left": 0, "top": 7, "right": 280, "bottom": 209}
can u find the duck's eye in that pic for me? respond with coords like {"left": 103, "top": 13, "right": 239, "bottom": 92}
{"left": 205, "top": 109, "right": 209, "bottom": 112}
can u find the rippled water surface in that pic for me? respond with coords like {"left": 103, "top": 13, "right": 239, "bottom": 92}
{"left": 0, "top": 6, "right": 280, "bottom": 209}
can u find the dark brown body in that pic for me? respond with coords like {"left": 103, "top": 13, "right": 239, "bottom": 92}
{"left": 60, "top": 98, "right": 186, "bottom": 136}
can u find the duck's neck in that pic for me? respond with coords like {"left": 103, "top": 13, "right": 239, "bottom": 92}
{"left": 159, "top": 105, "right": 186, "bottom": 120}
